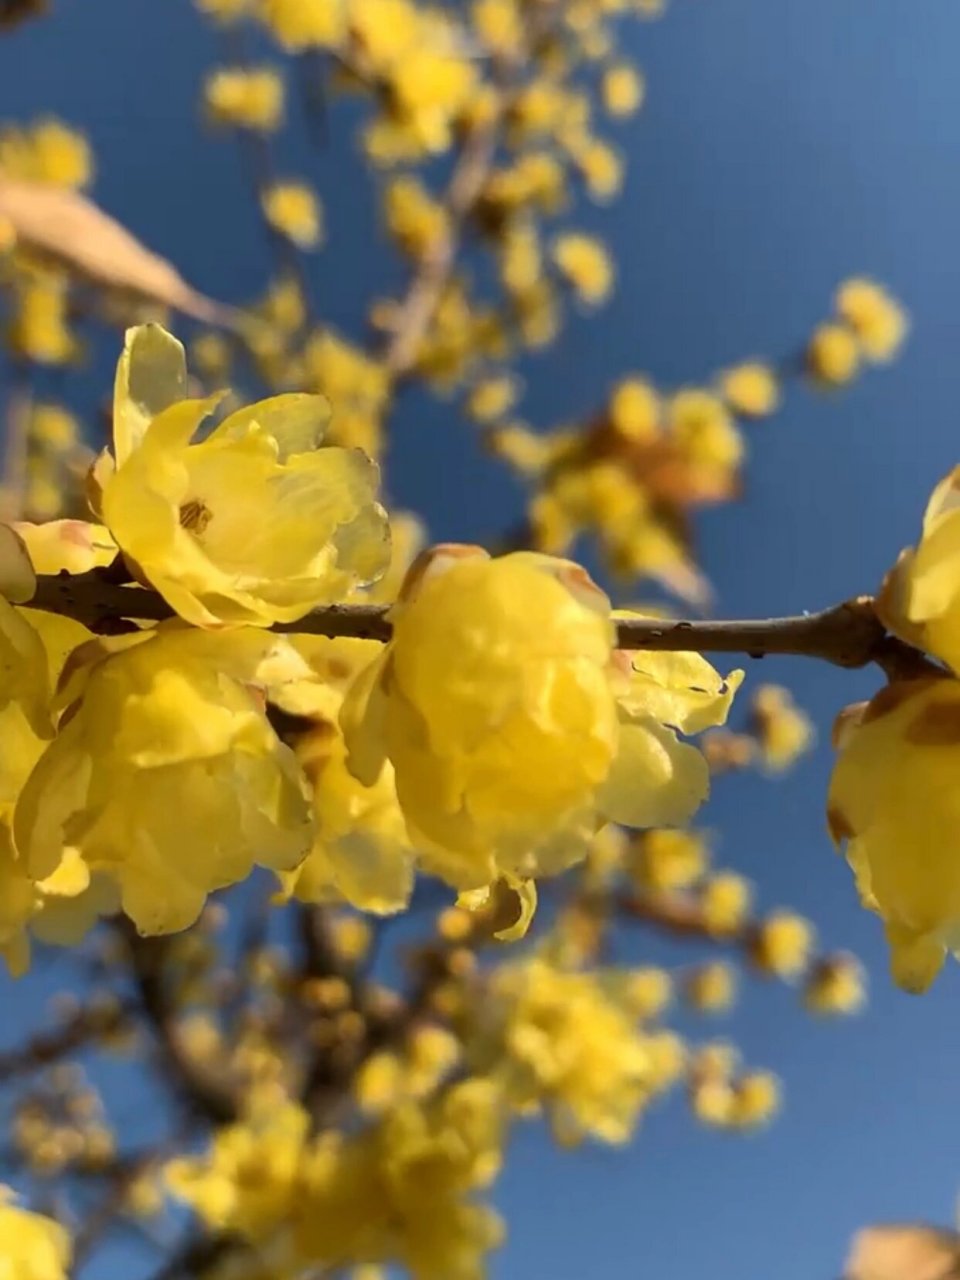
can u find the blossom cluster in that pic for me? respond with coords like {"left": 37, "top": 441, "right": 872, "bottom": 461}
{"left": 0, "top": 324, "right": 740, "bottom": 971}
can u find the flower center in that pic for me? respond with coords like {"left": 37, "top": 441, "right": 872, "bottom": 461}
{"left": 179, "top": 498, "right": 212, "bottom": 536}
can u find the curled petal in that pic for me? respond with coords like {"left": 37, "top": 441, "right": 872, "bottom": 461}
{"left": 113, "top": 323, "right": 187, "bottom": 466}
{"left": 598, "top": 712, "right": 709, "bottom": 828}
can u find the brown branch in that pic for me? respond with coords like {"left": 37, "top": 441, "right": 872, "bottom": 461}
{"left": 122, "top": 928, "right": 238, "bottom": 1125}
{"left": 381, "top": 109, "right": 506, "bottom": 378}
{"left": 30, "top": 571, "right": 932, "bottom": 673}
{"left": 0, "top": 361, "right": 31, "bottom": 522}
{"left": 379, "top": 3, "right": 560, "bottom": 379}
{"left": 0, "top": 999, "right": 133, "bottom": 1082}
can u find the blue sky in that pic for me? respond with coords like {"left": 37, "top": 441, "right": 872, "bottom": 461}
{"left": 4, "top": 2, "right": 960, "bottom": 1277}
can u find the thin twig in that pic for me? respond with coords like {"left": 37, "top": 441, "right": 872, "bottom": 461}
{"left": 122, "top": 926, "right": 238, "bottom": 1125}
{"left": 0, "top": 359, "right": 32, "bottom": 521}
{"left": 0, "top": 999, "right": 133, "bottom": 1082}
{"left": 28, "top": 571, "right": 931, "bottom": 674}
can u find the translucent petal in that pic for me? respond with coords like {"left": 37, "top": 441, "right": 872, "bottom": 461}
{"left": 598, "top": 712, "right": 710, "bottom": 828}
{"left": 213, "top": 392, "right": 332, "bottom": 457}
{"left": 0, "top": 524, "right": 36, "bottom": 603}
{"left": 113, "top": 323, "right": 187, "bottom": 466}
{"left": 14, "top": 520, "right": 117, "bottom": 575}
{"left": 617, "top": 648, "right": 743, "bottom": 734}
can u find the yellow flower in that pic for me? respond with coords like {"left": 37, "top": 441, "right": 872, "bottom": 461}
{"left": 749, "top": 683, "right": 814, "bottom": 771}
{"left": 482, "top": 957, "right": 666, "bottom": 1145}
{"left": 97, "top": 325, "right": 389, "bottom": 628}
{"left": 630, "top": 827, "right": 709, "bottom": 892}
{"left": 7, "top": 274, "right": 74, "bottom": 365}
{"left": 700, "top": 871, "right": 752, "bottom": 935}
{"left": 602, "top": 63, "right": 645, "bottom": 116}
{"left": 14, "top": 627, "right": 314, "bottom": 935}
{"left": 753, "top": 910, "right": 815, "bottom": 979}
{"left": 804, "top": 953, "right": 866, "bottom": 1016}
{"left": 0, "top": 1187, "right": 71, "bottom": 1280}
{"left": 472, "top": 0, "right": 521, "bottom": 53}
{"left": 259, "top": 0, "right": 346, "bottom": 47}
{"left": 275, "top": 637, "right": 415, "bottom": 915}
{"left": 877, "top": 466, "right": 960, "bottom": 674}
{"left": 569, "top": 136, "right": 623, "bottom": 201}
{"left": 836, "top": 277, "right": 907, "bottom": 362}
{"left": 167, "top": 1099, "right": 309, "bottom": 1238}
{"left": 828, "top": 677, "right": 960, "bottom": 992}
{"left": 196, "top": 0, "right": 253, "bottom": 20}
{"left": 465, "top": 375, "right": 518, "bottom": 424}
{"left": 205, "top": 67, "right": 285, "bottom": 131}
{"left": 608, "top": 377, "right": 660, "bottom": 441}
{"left": 348, "top": 0, "right": 419, "bottom": 64}
{"left": 807, "top": 322, "right": 860, "bottom": 385}
{"left": 303, "top": 328, "right": 389, "bottom": 457}
{"left": 552, "top": 232, "right": 613, "bottom": 304}
{"left": 343, "top": 547, "right": 740, "bottom": 894}
{"left": 686, "top": 961, "right": 737, "bottom": 1013}
{"left": 383, "top": 175, "right": 449, "bottom": 259}
{"left": 262, "top": 181, "right": 324, "bottom": 248}
{"left": 719, "top": 362, "right": 780, "bottom": 418}
{"left": 732, "top": 1071, "right": 780, "bottom": 1128}
{"left": 0, "top": 117, "right": 92, "bottom": 188}
{"left": 170, "top": 1082, "right": 505, "bottom": 1279}
{"left": 667, "top": 389, "right": 744, "bottom": 475}
{"left": 390, "top": 47, "right": 478, "bottom": 152}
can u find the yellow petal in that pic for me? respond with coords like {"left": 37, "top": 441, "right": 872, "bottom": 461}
{"left": 113, "top": 323, "right": 187, "bottom": 466}
{"left": 0, "top": 524, "right": 36, "bottom": 603}
{"left": 617, "top": 648, "right": 743, "bottom": 734}
{"left": 213, "top": 392, "right": 332, "bottom": 458}
{"left": 13, "top": 519, "right": 117, "bottom": 575}
{"left": 598, "top": 712, "right": 710, "bottom": 828}
{"left": 340, "top": 649, "right": 391, "bottom": 786}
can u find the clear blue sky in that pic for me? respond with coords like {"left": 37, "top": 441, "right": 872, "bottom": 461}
{"left": 3, "top": 2, "right": 960, "bottom": 1277}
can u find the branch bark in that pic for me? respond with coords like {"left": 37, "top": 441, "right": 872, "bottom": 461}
{"left": 30, "top": 570, "right": 929, "bottom": 673}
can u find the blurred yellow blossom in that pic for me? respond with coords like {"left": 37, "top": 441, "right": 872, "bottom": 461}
{"left": 828, "top": 678, "right": 960, "bottom": 992}
{"left": 7, "top": 274, "right": 74, "bottom": 364}
{"left": 686, "top": 962, "right": 737, "bottom": 1013}
{"left": 807, "top": 322, "right": 860, "bottom": 386}
{"left": 0, "top": 117, "right": 92, "bottom": 188}
{"left": 262, "top": 181, "right": 324, "bottom": 249}
{"left": 749, "top": 683, "right": 814, "bottom": 771}
{"left": 631, "top": 828, "right": 709, "bottom": 892}
{"left": 466, "top": 374, "right": 518, "bottom": 423}
{"left": 719, "top": 362, "right": 780, "bottom": 418}
{"left": 552, "top": 232, "right": 613, "bottom": 303}
{"left": 472, "top": 0, "right": 521, "bottom": 53}
{"left": 608, "top": 377, "right": 660, "bottom": 441}
{"left": 701, "top": 871, "right": 752, "bottom": 936}
{"left": 804, "top": 954, "right": 867, "bottom": 1016}
{"left": 481, "top": 957, "right": 669, "bottom": 1145}
{"left": 384, "top": 175, "right": 449, "bottom": 259}
{"left": 205, "top": 67, "right": 285, "bottom": 131}
{"left": 260, "top": 0, "right": 346, "bottom": 47}
{"left": 836, "top": 277, "right": 907, "bottom": 362}
{"left": 753, "top": 911, "right": 815, "bottom": 979}
{"left": 732, "top": 1071, "right": 780, "bottom": 1129}
{"left": 602, "top": 63, "right": 645, "bottom": 117}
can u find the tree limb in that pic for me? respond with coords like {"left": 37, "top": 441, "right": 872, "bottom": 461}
{"left": 30, "top": 571, "right": 932, "bottom": 673}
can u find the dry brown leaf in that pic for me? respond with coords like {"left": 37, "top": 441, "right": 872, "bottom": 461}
{"left": 0, "top": 176, "right": 235, "bottom": 326}
{"left": 845, "top": 1224, "right": 960, "bottom": 1280}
